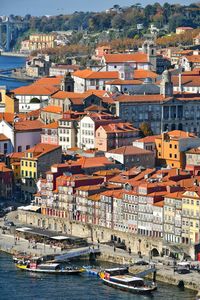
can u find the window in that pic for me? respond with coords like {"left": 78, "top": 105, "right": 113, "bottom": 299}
{"left": 169, "top": 153, "right": 172, "bottom": 158}
{"left": 18, "top": 146, "right": 22, "bottom": 152}
{"left": 25, "top": 171, "right": 28, "bottom": 176}
{"left": 22, "top": 161, "right": 24, "bottom": 166}
{"left": 174, "top": 154, "right": 177, "bottom": 158}
{"left": 25, "top": 162, "right": 28, "bottom": 167}
{"left": 26, "top": 145, "right": 30, "bottom": 150}
{"left": 174, "top": 144, "right": 177, "bottom": 149}
{"left": 30, "top": 162, "right": 32, "bottom": 167}
{"left": 169, "top": 144, "right": 172, "bottom": 148}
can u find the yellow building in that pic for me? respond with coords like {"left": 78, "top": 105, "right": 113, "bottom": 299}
{"left": 29, "top": 34, "right": 56, "bottom": 51}
{"left": 182, "top": 188, "right": 200, "bottom": 245}
{"left": 155, "top": 130, "right": 200, "bottom": 168}
{"left": 20, "top": 143, "right": 62, "bottom": 201}
{"left": 0, "top": 87, "right": 19, "bottom": 113}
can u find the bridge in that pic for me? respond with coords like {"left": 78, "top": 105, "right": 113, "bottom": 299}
{"left": 0, "top": 16, "right": 23, "bottom": 52}
{"left": 54, "top": 247, "right": 101, "bottom": 262}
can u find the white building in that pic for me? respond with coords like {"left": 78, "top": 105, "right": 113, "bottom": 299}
{"left": 0, "top": 119, "right": 43, "bottom": 152}
{"left": 12, "top": 84, "right": 58, "bottom": 113}
{"left": 72, "top": 69, "right": 119, "bottom": 93}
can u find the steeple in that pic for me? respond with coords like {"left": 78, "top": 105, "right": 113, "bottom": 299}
{"left": 60, "top": 72, "right": 74, "bottom": 92}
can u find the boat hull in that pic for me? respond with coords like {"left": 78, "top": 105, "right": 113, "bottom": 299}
{"left": 16, "top": 264, "right": 84, "bottom": 274}
{"left": 102, "top": 278, "right": 157, "bottom": 294}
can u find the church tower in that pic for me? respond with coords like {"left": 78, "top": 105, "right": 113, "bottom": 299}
{"left": 60, "top": 72, "right": 74, "bottom": 92}
{"left": 142, "top": 40, "right": 157, "bottom": 72}
{"left": 160, "top": 70, "right": 173, "bottom": 98}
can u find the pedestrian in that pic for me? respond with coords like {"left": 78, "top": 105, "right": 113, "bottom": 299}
{"left": 128, "top": 247, "right": 131, "bottom": 255}
{"left": 114, "top": 245, "right": 116, "bottom": 252}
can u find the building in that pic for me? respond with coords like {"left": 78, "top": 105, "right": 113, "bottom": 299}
{"left": 180, "top": 53, "right": 200, "bottom": 71}
{"left": 79, "top": 113, "right": 122, "bottom": 150}
{"left": 155, "top": 130, "right": 200, "bottom": 168}
{"left": 0, "top": 87, "right": 19, "bottom": 113}
{"left": 0, "top": 119, "right": 44, "bottom": 153}
{"left": 40, "top": 106, "right": 63, "bottom": 124}
{"left": 193, "top": 33, "right": 200, "bottom": 45}
{"left": 12, "top": 84, "right": 58, "bottom": 113}
{"left": 49, "top": 64, "right": 80, "bottom": 77}
{"left": 105, "top": 145, "right": 155, "bottom": 169}
{"left": 172, "top": 70, "right": 200, "bottom": 94}
{"left": 23, "top": 33, "right": 56, "bottom": 52}
{"left": 26, "top": 54, "right": 52, "bottom": 77}
{"left": 72, "top": 69, "right": 119, "bottom": 93}
{"left": 176, "top": 27, "right": 193, "bottom": 34}
{"left": 133, "top": 135, "right": 159, "bottom": 156}
{"left": 95, "top": 122, "right": 139, "bottom": 152}
{"left": 20, "top": 143, "right": 62, "bottom": 201}
{"left": 0, "top": 162, "right": 13, "bottom": 200}
{"left": 41, "top": 122, "right": 59, "bottom": 145}
{"left": 95, "top": 46, "right": 111, "bottom": 59}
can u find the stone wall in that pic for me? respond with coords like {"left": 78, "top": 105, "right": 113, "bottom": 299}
{"left": 18, "top": 210, "right": 164, "bottom": 257}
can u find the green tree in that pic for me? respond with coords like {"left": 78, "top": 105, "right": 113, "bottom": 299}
{"left": 139, "top": 122, "right": 153, "bottom": 137}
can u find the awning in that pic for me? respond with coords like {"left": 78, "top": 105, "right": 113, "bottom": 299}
{"left": 51, "top": 236, "right": 71, "bottom": 241}
{"left": 18, "top": 205, "right": 41, "bottom": 212}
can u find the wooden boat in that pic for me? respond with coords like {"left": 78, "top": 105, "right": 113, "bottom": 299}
{"left": 99, "top": 267, "right": 157, "bottom": 294}
{"left": 16, "top": 262, "right": 85, "bottom": 274}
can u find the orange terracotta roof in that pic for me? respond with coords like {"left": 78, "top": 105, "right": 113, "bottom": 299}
{"left": 70, "top": 156, "right": 116, "bottom": 169}
{"left": 172, "top": 75, "right": 200, "bottom": 87}
{"left": 0, "top": 113, "right": 24, "bottom": 123}
{"left": 14, "top": 119, "right": 44, "bottom": 131}
{"left": 73, "top": 69, "right": 119, "bottom": 80}
{"left": 42, "top": 121, "right": 58, "bottom": 129}
{"left": 0, "top": 162, "right": 12, "bottom": 172}
{"left": 0, "top": 134, "right": 9, "bottom": 141}
{"left": 115, "top": 94, "right": 169, "bottom": 103}
{"left": 99, "top": 122, "right": 139, "bottom": 133}
{"left": 107, "top": 145, "right": 153, "bottom": 155}
{"left": 134, "top": 69, "right": 158, "bottom": 79}
{"left": 34, "top": 76, "right": 63, "bottom": 86}
{"left": 100, "top": 189, "right": 124, "bottom": 198}
{"left": 134, "top": 135, "right": 159, "bottom": 143}
{"left": 187, "top": 147, "right": 200, "bottom": 154}
{"left": 12, "top": 84, "right": 59, "bottom": 96}
{"left": 8, "top": 152, "right": 25, "bottom": 159}
{"left": 41, "top": 105, "right": 62, "bottom": 114}
{"left": 103, "top": 53, "right": 148, "bottom": 63}
{"left": 23, "top": 143, "right": 61, "bottom": 159}
{"left": 72, "top": 69, "right": 93, "bottom": 78}
{"left": 51, "top": 90, "right": 84, "bottom": 99}
{"left": 156, "top": 130, "right": 196, "bottom": 140}
{"left": 83, "top": 89, "right": 109, "bottom": 97}
{"left": 185, "top": 55, "right": 200, "bottom": 63}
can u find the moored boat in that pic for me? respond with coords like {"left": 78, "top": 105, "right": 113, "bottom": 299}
{"left": 99, "top": 267, "right": 157, "bottom": 294}
{"left": 16, "top": 262, "right": 85, "bottom": 274}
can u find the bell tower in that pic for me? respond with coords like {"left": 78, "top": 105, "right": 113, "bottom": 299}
{"left": 160, "top": 70, "right": 173, "bottom": 98}
{"left": 61, "top": 72, "right": 74, "bottom": 92}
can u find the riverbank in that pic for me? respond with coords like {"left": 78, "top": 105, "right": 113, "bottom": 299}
{"left": 0, "top": 229, "right": 200, "bottom": 294}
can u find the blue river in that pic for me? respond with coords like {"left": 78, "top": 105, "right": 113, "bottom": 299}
{"left": 0, "top": 253, "right": 196, "bottom": 300}
{"left": 0, "top": 55, "right": 29, "bottom": 90}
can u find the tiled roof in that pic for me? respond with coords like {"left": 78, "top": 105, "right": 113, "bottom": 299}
{"left": 0, "top": 134, "right": 9, "bottom": 141}
{"left": 187, "top": 147, "right": 200, "bottom": 154}
{"left": 42, "top": 121, "right": 58, "bottom": 129}
{"left": 41, "top": 105, "right": 62, "bottom": 114}
{"left": 134, "top": 69, "right": 158, "bottom": 79}
{"left": 51, "top": 91, "right": 83, "bottom": 99}
{"left": 23, "top": 143, "right": 61, "bottom": 159}
{"left": 0, "top": 113, "right": 24, "bottom": 123}
{"left": 12, "top": 84, "right": 59, "bottom": 96}
{"left": 156, "top": 130, "right": 196, "bottom": 140}
{"left": 14, "top": 120, "right": 44, "bottom": 131}
{"left": 34, "top": 76, "right": 63, "bottom": 86}
{"left": 103, "top": 53, "right": 148, "bottom": 63}
{"left": 0, "top": 162, "right": 12, "bottom": 172}
{"left": 107, "top": 145, "right": 153, "bottom": 155}
{"left": 100, "top": 122, "right": 139, "bottom": 133}
{"left": 172, "top": 75, "right": 200, "bottom": 87}
{"left": 115, "top": 94, "right": 169, "bottom": 103}
{"left": 73, "top": 69, "right": 118, "bottom": 79}
{"left": 7, "top": 152, "right": 25, "bottom": 159}
{"left": 185, "top": 55, "right": 200, "bottom": 63}
{"left": 70, "top": 156, "right": 116, "bottom": 169}
{"left": 134, "top": 135, "right": 160, "bottom": 143}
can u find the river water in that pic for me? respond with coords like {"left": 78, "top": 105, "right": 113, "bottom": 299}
{"left": 0, "top": 252, "right": 196, "bottom": 300}
{"left": 0, "top": 55, "right": 29, "bottom": 90}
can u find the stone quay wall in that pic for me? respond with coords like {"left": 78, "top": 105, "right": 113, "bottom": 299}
{"left": 18, "top": 210, "right": 164, "bottom": 257}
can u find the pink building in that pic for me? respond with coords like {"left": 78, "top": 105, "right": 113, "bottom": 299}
{"left": 95, "top": 122, "right": 139, "bottom": 152}
{"left": 41, "top": 122, "right": 59, "bottom": 145}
